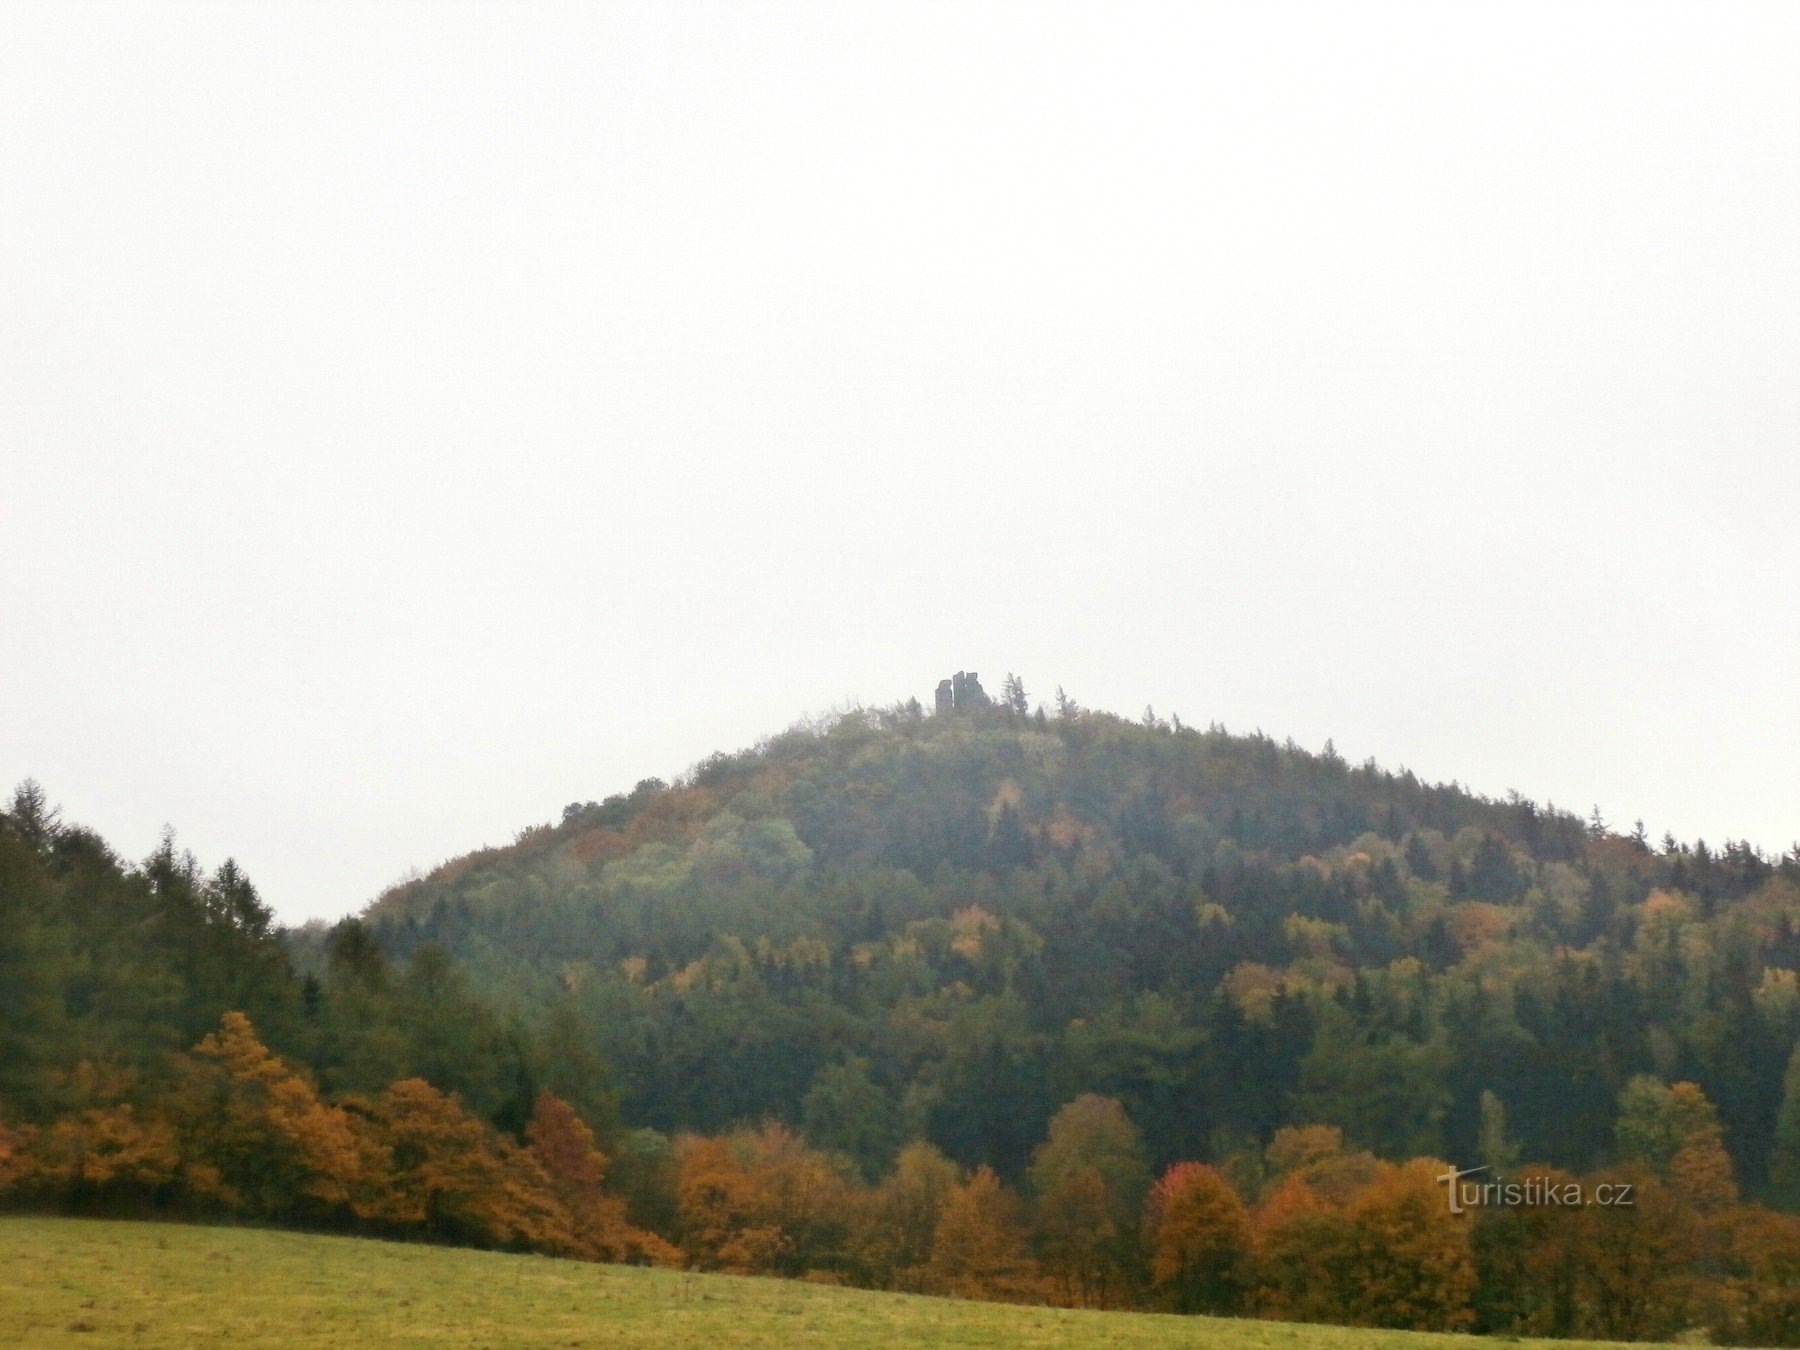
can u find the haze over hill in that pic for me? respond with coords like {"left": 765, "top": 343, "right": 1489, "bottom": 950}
{"left": 4, "top": 4, "right": 1796, "bottom": 924}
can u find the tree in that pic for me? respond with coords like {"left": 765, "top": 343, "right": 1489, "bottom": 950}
{"left": 371, "top": 1077, "right": 568, "bottom": 1251}
{"left": 856, "top": 1140, "right": 961, "bottom": 1290}
{"left": 1471, "top": 1165, "right": 1584, "bottom": 1337}
{"left": 1616, "top": 1076, "right": 1738, "bottom": 1211}
{"left": 1477, "top": 1090, "right": 1520, "bottom": 1175}
{"left": 1001, "top": 674, "right": 1029, "bottom": 715}
{"left": 525, "top": 1091, "right": 677, "bottom": 1265}
{"left": 176, "top": 1011, "right": 365, "bottom": 1218}
{"left": 1028, "top": 1094, "right": 1149, "bottom": 1304}
{"left": 1716, "top": 1204, "right": 1800, "bottom": 1347}
{"left": 1252, "top": 1173, "right": 1355, "bottom": 1323}
{"left": 1142, "top": 1162, "right": 1248, "bottom": 1313}
{"left": 1566, "top": 1168, "right": 1699, "bottom": 1341}
{"left": 732, "top": 1122, "right": 860, "bottom": 1278}
{"left": 673, "top": 1134, "right": 785, "bottom": 1274}
{"left": 927, "top": 1165, "right": 1042, "bottom": 1302}
{"left": 1768, "top": 1043, "right": 1800, "bottom": 1210}
{"left": 803, "top": 1056, "right": 901, "bottom": 1182}
{"left": 1295, "top": 1017, "right": 1451, "bottom": 1159}
{"left": 0, "top": 1114, "right": 28, "bottom": 1193}
{"left": 22, "top": 1104, "right": 180, "bottom": 1209}
{"left": 1337, "top": 1159, "right": 1476, "bottom": 1331}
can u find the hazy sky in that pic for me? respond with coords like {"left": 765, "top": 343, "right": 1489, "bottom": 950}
{"left": 3, "top": 2, "right": 1796, "bottom": 923}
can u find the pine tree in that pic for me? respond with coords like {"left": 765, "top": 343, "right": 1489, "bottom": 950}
{"left": 1768, "top": 1043, "right": 1800, "bottom": 1210}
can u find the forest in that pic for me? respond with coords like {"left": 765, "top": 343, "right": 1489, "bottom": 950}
{"left": 5, "top": 683, "right": 1800, "bottom": 1341}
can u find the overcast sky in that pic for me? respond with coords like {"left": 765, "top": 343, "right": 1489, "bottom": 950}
{"left": 2, "top": 2, "right": 1796, "bottom": 923}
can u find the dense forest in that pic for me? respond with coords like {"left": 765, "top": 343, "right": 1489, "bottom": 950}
{"left": 359, "top": 678, "right": 1800, "bottom": 1196}
{"left": 6, "top": 678, "right": 1800, "bottom": 1340}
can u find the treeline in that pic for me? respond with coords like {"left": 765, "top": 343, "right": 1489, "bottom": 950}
{"left": 0, "top": 1012, "right": 671, "bottom": 1265}
{"left": 0, "top": 780, "right": 621, "bottom": 1154}
{"left": 5, "top": 1013, "right": 1799, "bottom": 1345}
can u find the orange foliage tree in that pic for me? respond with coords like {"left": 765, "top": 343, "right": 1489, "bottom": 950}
{"left": 1252, "top": 1172, "right": 1357, "bottom": 1324}
{"left": 23, "top": 1104, "right": 180, "bottom": 1208}
{"left": 1336, "top": 1158, "right": 1476, "bottom": 1331}
{"left": 1142, "top": 1162, "right": 1248, "bottom": 1314}
{"left": 525, "top": 1090, "right": 678, "bottom": 1266}
{"left": 175, "top": 1011, "right": 366, "bottom": 1218}
{"left": 372, "top": 1077, "right": 571, "bottom": 1253}
{"left": 673, "top": 1134, "right": 786, "bottom": 1273}
{"left": 1716, "top": 1204, "right": 1800, "bottom": 1347}
{"left": 0, "top": 1113, "right": 30, "bottom": 1194}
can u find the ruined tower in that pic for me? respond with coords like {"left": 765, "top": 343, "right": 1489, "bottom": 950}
{"left": 937, "top": 671, "right": 988, "bottom": 713}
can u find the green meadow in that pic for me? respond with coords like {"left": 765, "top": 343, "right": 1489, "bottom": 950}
{"left": 0, "top": 1216, "right": 1647, "bottom": 1348}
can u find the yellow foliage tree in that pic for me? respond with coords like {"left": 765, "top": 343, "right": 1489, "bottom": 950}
{"left": 673, "top": 1135, "right": 786, "bottom": 1273}
{"left": 177, "top": 1011, "right": 366, "bottom": 1217}
{"left": 926, "top": 1165, "right": 1043, "bottom": 1303}
{"left": 854, "top": 1140, "right": 962, "bottom": 1291}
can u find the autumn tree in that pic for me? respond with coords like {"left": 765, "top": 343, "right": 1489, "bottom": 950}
{"left": 855, "top": 1140, "right": 962, "bottom": 1291}
{"left": 927, "top": 1165, "right": 1042, "bottom": 1303}
{"left": 1142, "top": 1162, "right": 1248, "bottom": 1314}
{"left": 1263, "top": 1123, "right": 1381, "bottom": 1204}
{"left": 1616, "top": 1076, "right": 1738, "bottom": 1212}
{"left": 674, "top": 1134, "right": 786, "bottom": 1273}
{"left": 1337, "top": 1158, "right": 1476, "bottom": 1331}
{"left": 525, "top": 1091, "right": 678, "bottom": 1266}
{"left": 22, "top": 1104, "right": 180, "bottom": 1210}
{"left": 174, "top": 1011, "right": 365, "bottom": 1218}
{"left": 1565, "top": 1168, "right": 1700, "bottom": 1341}
{"left": 0, "top": 1114, "right": 27, "bottom": 1193}
{"left": 1715, "top": 1203, "right": 1800, "bottom": 1347}
{"left": 1252, "top": 1173, "right": 1356, "bottom": 1324}
{"left": 1027, "top": 1094, "right": 1149, "bottom": 1305}
{"left": 372, "top": 1077, "right": 570, "bottom": 1252}
{"left": 733, "top": 1122, "right": 860, "bottom": 1278}
{"left": 1470, "top": 1165, "right": 1584, "bottom": 1337}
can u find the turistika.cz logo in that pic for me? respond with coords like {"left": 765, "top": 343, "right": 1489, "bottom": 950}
{"left": 1436, "top": 1165, "right": 1635, "bottom": 1215}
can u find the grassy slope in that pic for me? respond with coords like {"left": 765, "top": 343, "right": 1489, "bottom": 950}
{"left": 0, "top": 1217, "right": 1646, "bottom": 1349}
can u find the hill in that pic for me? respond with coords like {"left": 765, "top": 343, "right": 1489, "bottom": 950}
{"left": 356, "top": 680, "right": 1800, "bottom": 1190}
{"left": 7, "top": 684, "right": 1800, "bottom": 1341}
{"left": 0, "top": 1215, "right": 1642, "bottom": 1348}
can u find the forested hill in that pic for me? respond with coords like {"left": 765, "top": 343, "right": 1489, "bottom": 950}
{"left": 357, "top": 680, "right": 1800, "bottom": 1195}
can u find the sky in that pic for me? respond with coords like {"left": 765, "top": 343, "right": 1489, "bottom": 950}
{"left": 2, "top": 2, "right": 1796, "bottom": 923}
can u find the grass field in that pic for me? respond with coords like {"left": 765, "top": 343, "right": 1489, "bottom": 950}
{"left": 0, "top": 1216, "right": 1648, "bottom": 1348}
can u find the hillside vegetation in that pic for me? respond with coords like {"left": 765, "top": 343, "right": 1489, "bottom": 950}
{"left": 6, "top": 681, "right": 1800, "bottom": 1340}
{"left": 361, "top": 683, "right": 1800, "bottom": 1194}
{"left": 0, "top": 1216, "right": 1644, "bottom": 1348}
